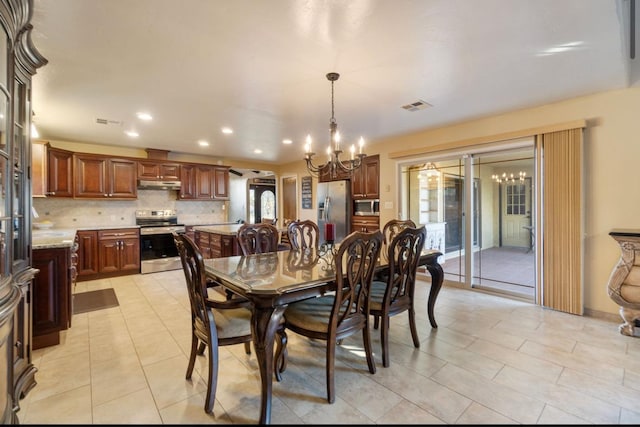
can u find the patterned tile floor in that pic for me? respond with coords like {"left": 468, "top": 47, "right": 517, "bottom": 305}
{"left": 16, "top": 269, "right": 640, "bottom": 424}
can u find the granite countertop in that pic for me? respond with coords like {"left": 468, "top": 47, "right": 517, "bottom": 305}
{"left": 32, "top": 229, "right": 77, "bottom": 249}
{"left": 32, "top": 225, "right": 142, "bottom": 249}
{"left": 193, "top": 224, "right": 243, "bottom": 236}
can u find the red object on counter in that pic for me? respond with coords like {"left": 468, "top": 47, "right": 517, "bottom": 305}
{"left": 325, "top": 223, "right": 335, "bottom": 242}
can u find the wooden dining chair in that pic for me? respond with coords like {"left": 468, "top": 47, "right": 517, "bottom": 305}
{"left": 369, "top": 225, "right": 426, "bottom": 367}
{"left": 173, "top": 233, "right": 252, "bottom": 414}
{"left": 274, "top": 230, "right": 383, "bottom": 403}
{"left": 236, "top": 222, "right": 280, "bottom": 255}
{"left": 287, "top": 219, "right": 320, "bottom": 250}
{"left": 382, "top": 219, "right": 417, "bottom": 245}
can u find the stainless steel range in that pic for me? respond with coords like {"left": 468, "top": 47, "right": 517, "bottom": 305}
{"left": 136, "top": 209, "right": 185, "bottom": 274}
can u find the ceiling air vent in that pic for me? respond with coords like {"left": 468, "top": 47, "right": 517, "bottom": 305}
{"left": 95, "top": 118, "right": 122, "bottom": 125}
{"left": 401, "top": 100, "right": 432, "bottom": 112}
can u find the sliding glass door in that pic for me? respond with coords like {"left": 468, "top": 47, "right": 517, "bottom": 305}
{"left": 401, "top": 141, "right": 536, "bottom": 301}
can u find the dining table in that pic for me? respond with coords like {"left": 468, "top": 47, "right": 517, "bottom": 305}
{"left": 203, "top": 244, "right": 444, "bottom": 424}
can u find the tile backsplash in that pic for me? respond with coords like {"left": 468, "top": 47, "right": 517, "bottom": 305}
{"left": 32, "top": 189, "right": 229, "bottom": 228}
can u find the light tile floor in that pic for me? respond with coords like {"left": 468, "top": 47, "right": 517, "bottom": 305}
{"left": 16, "top": 270, "right": 640, "bottom": 424}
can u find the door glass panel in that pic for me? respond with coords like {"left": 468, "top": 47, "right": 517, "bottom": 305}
{"left": 472, "top": 147, "right": 535, "bottom": 300}
{"left": 404, "top": 158, "right": 465, "bottom": 282}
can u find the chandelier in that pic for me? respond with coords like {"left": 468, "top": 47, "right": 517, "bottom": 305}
{"left": 304, "top": 72, "right": 366, "bottom": 178}
{"left": 492, "top": 171, "right": 526, "bottom": 183}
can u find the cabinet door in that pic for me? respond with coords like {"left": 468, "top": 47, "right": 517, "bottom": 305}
{"left": 98, "top": 238, "right": 121, "bottom": 273}
{"left": 159, "top": 163, "right": 181, "bottom": 180}
{"left": 179, "top": 164, "right": 197, "bottom": 199}
{"left": 362, "top": 155, "right": 380, "bottom": 199}
{"left": 195, "top": 165, "right": 214, "bottom": 199}
{"left": 32, "top": 248, "right": 71, "bottom": 345}
{"left": 109, "top": 158, "right": 137, "bottom": 198}
{"left": 74, "top": 154, "right": 108, "bottom": 198}
{"left": 46, "top": 147, "right": 73, "bottom": 197}
{"left": 138, "top": 160, "right": 180, "bottom": 181}
{"left": 352, "top": 155, "right": 379, "bottom": 199}
{"left": 76, "top": 230, "right": 99, "bottom": 277}
{"left": 212, "top": 166, "right": 229, "bottom": 199}
{"left": 119, "top": 238, "right": 140, "bottom": 272}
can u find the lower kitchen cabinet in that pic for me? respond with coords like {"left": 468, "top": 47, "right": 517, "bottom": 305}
{"left": 32, "top": 247, "right": 74, "bottom": 350}
{"left": 98, "top": 229, "right": 140, "bottom": 274}
{"left": 351, "top": 215, "right": 380, "bottom": 233}
{"left": 77, "top": 228, "right": 140, "bottom": 281}
{"left": 194, "top": 230, "right": 239, "bottom": 259}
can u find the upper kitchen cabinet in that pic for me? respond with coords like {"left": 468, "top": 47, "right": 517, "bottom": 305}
{"left": 137, "top": 159, "right": 180, "bottom": 181}
{"left": 351, "top": 154, "right": 380, "bottom": 199}
{"left": 318, "top": 162, "right": 351, "bottom": 182}
{"left": 74, "top": 153, "right": 137, "bottom": 199}
{"left": 179, "top": 163, "right": 229, "bottom": 200}
{"left": 46, "top": 145, "right": 73, "bottom": 197}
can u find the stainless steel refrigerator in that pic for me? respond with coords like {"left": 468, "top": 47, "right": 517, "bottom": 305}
{"left": 317, "top": 180, "right": 351, "bottom": 243}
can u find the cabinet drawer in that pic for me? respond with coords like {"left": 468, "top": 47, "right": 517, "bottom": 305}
{"left": 98, "top": 229, "right": 140, "bottom": 240}
{"left": 210, "top": 233, "right": 221, "bottom": 249}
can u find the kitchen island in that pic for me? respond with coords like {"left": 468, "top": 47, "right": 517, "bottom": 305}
{"left": 192, "top": 224, "right": 245, "bottom": 258}
{"left": 31, "top": 228, "right": 78, "bottom": 349}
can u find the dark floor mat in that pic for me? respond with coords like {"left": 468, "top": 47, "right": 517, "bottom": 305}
{"left": 73, "top": 288, "right": 119, "bottom": 314}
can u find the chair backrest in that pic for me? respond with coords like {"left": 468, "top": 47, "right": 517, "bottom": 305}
{"left": 382, "top": 219, "right": 417, "bottom": 245}
{"left": 287, "top": 219, "right": 320, "bottom": 250}
{"left": 173, "top": 232, "right": 211, "bottom": 331}
{"left": 237, "top": 223, "right": 280, "bottom": 255}
{"left": 332, "top": 230, "right": 383, "bottom": 336}
{"left": 384, "top": 226, "right": 427, "bottom": 305}
{"left": 261, "top": 217, "right": 276, "bottom": 225}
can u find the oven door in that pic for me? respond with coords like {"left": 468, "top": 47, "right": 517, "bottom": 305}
{"left": 139, "top": 230, "right": 183, "bottom": 274}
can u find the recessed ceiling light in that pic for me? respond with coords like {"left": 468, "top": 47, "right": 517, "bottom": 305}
{"left": 254, "top": 149, "right": 262, "bottom": 154}
{"left": 198, "top": 140, "right": 209, "bottom": 147}
{"left": 125, "top": 130, "right": 139, "bottom": 138}
{"left": 282, "top": 139, "right": 292, "bottom": 144}
{"left": 222, "top": 127, "right": 233, "bottom": 134}
{"left": 136, "top": 112, "right": 153, "bottom": 121}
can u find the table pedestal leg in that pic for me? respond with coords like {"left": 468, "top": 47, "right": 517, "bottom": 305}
{"left": 426, "top": 262, "right": 444, "bottom": 328}
{"left": 251, "top": 304, "right": 286, "bottom": 424}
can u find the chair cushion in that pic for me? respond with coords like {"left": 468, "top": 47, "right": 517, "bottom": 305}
{"left": 369, "top": 280, "right": 387, "bottom": 311}
{"left": 212, "top": 307, "right": 252, "bottom": 339}
{"left": 284, "top": 295, "right": 335, "bottom": 333}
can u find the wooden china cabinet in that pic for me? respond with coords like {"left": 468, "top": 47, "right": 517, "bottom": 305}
{"left": 0, "top": 0, "right": 47, "bottom": 422}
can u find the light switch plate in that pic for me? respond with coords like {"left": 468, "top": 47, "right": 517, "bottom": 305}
{"left": 384, "top": 201, "right": 393, "bottom": 209}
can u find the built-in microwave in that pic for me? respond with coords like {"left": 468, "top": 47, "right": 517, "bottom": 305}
{"left": 354, "top": 199, "right": 380, "bottom": 216}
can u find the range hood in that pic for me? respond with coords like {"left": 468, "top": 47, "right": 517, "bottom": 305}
{"left": 137, "top": 180, "right": 182, "bottom": 190}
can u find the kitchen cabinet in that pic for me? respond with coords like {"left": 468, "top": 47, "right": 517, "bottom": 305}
{"left": 318, "top": 162, "right": 351, "bottom": 182}
{"left": 97, "top": 228, "right": 140, "bottom": 275}
{"left": 179, "top": 163, "right": 229, "bottom": 200}
{"left": 76, "top": 228, "right": 140, "bottom": 280}
{"left": 46, "top": 146, "right": 74, "bottom": 197}
{"left": 351, "top": 215, "right": 380, "bottom": 233}
{"left": 137, "top": 160, "right": 181, "bottom": 181}
{"left": 74, "top": 153, "right": 137, "bottom": 199}
{"left": 184, "top": 225, "right": 196, "bottom": 242}
{"left": 76, "top": 230, "right": 99, "bottom": 278}
{"left": 351, "top": 154, "right": 379, "bottom": 199}
{"left": 194, "top": 230, "right": 239, "bottom": 259}
{"left": 32, "top": 246, "right": 74, "bottom": 350}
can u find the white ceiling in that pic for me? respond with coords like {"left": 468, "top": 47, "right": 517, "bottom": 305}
{"left": 29, "top": 0, "right": 633, "bottom": 166}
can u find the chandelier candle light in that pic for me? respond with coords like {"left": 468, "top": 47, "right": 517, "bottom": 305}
{"left": 304, "top": 72, "right": 367, "bottom": 178}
